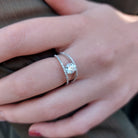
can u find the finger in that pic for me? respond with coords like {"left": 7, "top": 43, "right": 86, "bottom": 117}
{"left": 0, "top": 15, "right": 81, "bottom": 62}
{"left": 28, "top": 100, "right": 114, "bottom": 138}
{"left": 44, "top": 0, "right": 92, "bottom": 15}
{"left": 0, "top": 79, "right": 98, "bottom": 123}
{"left": 0, "top": 57, "right": 66, "bottom": 104}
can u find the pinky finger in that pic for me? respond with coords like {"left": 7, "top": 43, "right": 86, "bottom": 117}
{"left": 28, "top": 100, "right": 115, "bottom": 138}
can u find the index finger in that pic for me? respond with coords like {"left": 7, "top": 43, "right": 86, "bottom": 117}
{"left": 0, "top": 14, "right": 83, "bottom": 62}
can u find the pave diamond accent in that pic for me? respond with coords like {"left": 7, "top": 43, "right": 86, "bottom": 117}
{"left": 54, "top": 52, "right": 78, "bottom": 85}
{"left": 65, "top": 63, "right": 77, "bottom": 74}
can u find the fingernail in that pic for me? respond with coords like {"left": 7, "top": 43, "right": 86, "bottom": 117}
{"left": 0, "top": 112, "right": 5, "bottom": 121}
{"left": 29, "top": 130, "right": 42, "bottom": 137}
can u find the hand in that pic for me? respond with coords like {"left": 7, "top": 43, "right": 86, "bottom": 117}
{"left": 0, "top": 0, "right": 137, "bottom": 137}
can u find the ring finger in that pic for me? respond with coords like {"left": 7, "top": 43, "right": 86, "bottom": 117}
{"left": 0, "top": 53, "right": 79, "bottom": 104}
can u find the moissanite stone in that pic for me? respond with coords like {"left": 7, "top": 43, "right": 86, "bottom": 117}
{"left": 65, "top": 63, "right": 77, "bottom": 74}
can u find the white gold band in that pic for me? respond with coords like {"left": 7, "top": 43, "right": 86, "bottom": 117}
{"left": 54, "top": 52, "right": 78, "bottom": 85}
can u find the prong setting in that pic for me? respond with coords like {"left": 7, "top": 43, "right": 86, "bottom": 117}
{"left": 65, "top": 63, "right": 77, "bottom": 74}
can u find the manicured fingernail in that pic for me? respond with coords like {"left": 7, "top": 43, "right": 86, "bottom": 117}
{"left": 0, "top": 112, "right": 5, "bottom": 121}
{"left": 29, "top": 130, "right": 42, "bottom": 137}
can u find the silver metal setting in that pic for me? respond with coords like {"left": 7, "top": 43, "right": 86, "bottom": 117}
{"left": 54, "top": 52, "right": 78, "bottom": 85}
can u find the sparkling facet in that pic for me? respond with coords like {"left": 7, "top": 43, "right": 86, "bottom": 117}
{"left": 65, "top": 63, "right": 77, "bottom": 74}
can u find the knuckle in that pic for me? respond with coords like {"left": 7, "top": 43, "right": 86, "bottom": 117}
{"left": 6, "top": 114, "right": 17, "bottom": 123}
{"left": 43, "top": 109, "right": 58, "bottom": 120}
{"left": 11, "top": 76, "right": 33, "bottom": 99}
{"left": 113, "top": 84, "right": 132, "bottom": 108}
{"left": 95, "top": 3, "right": 114, "bottom": 14}
{"left": 4, "top": 110, "right": 18, "bottom": 123}
{"left": 75, "top": 126, "right": 90, "bottom": 136}
{"left": 12, "top": 80, "right": 27, "bottom": 99}
{"left": 106, "top": 67, "right": 121, "bottom": 88}
{"left": 95, "top": 48, "right": 115, "bottom": 67}
{"left": 43, "top": 102, "right": 66, "bottom": 120}
{"left": 78, "top": 14, "right": 90, "bottom": 26}
{"left": 73, "top": 120, "right": 91, "bottom": 136}
{"left": 4, "top": 25, "right": 25, "bottom": 55}
{"left": 100, "top": 3, "right": 113, "bottom": 11}
{"left": 75, "top": 14, "right": 91, "bottom": 33}
{"left": 86, "top": 3, "right": 115, "bottom": 21}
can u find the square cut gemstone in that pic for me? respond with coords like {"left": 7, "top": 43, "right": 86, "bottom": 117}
{"left": 65, "top": 63, "right": 77, "bottom": 74}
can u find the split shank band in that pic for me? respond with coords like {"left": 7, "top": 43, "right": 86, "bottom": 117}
{"left": 54, "top": 52, "right": 78, "bottom": 85}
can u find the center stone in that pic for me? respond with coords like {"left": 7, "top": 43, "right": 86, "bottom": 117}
{"left": 65, "top": 63, "right": 77, "bottom": 74}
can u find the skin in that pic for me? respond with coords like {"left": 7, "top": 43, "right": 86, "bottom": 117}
{"left": 0, "top": 0, "right": 137, "bottom": 137}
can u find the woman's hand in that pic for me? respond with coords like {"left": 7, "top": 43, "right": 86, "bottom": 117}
{"left": 0, "top": 0, "right": 137, "bottom": 137}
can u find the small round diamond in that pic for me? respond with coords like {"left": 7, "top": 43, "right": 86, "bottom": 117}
{"left": 65, "top": 63, "right": 77, "bottom": 74}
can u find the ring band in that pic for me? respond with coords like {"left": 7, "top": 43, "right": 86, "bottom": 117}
{"left": 54, "top": 52, "right": 78, "bottom": 85}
